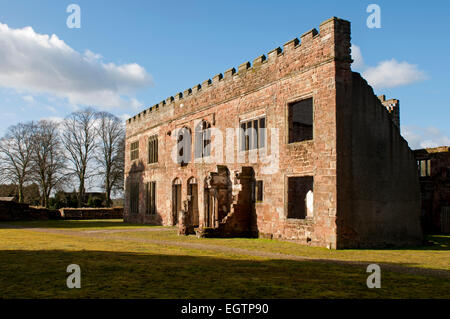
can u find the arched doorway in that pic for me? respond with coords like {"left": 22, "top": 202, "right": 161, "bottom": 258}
{"left": 187, "top": 177, "right": 199, "bottom": 230}
{"left": 172, "top": 178, "right": 182, "bottom": 225}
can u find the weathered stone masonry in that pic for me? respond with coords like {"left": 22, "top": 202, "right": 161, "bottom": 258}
{"left": 124, "top": 17, "right": 423, "bottom": 249}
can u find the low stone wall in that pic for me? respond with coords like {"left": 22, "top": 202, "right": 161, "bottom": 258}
{"left": 0, "top": 200, "right": 123, "bottom": 221}
{"left": 59, "top": 207, "right": 123, "bottom": 220}
{"left": 0, "top": 201, "right": 60, "bottom": 221}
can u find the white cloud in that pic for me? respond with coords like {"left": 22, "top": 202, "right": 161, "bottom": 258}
{"left": 22, "top": 95, "right": 34, "bottom": 103}
{"left": 351, "top": 44, "right": 427, "bottom": 90}
{"left": 351, "top": 45, "right": 364, "bottom": 70}
{"left": 0, "top": 22, "right": 152, "bottom": 110}
{"left": 402, "top": 126, "right": 450, "bottom": 149}
{"left": 363, "top": 59, "right": 427, "bottom": 89}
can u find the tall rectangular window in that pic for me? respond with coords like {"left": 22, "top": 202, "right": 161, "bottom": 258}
{"left": 288, "top": 98, "right": 313, "bottom": 143}
{"left": 130, "top": 141, "right": 139, "bottom": 161}
{"left": 195, "top": 121, "right": 211, "bottom": 158}
{"left": 418, "top": 159, "right": 431, "bottom": 177}
{"left": 129, "top": 182, "right": 139, "bottom": 215}
{"left": 240, "top": 117, "right": 266, "bottom": 151}
{"left": 255, "top": 180, "right": 263, "bottom": 202}
{"left": 287, "top": 176, "right": 313, "bottom": 219}
{"left": 259, "top": 118, "right": 266, "bottom": 148}
{"left": 146, "top": 181, "right": 156, "bottom": 215}
{"left": 148, "top": 135, "right": 158, "bottom": 164}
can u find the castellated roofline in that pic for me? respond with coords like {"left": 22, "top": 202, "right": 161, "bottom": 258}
{"left": 128, "top": 16, "right": 348, "bottom": 124}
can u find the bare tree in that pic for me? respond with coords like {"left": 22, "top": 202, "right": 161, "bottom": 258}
{"left": 30, "top": 120, "right": 67, "bottom": 208}
{"left": 61, "top": 108, "right": 97, "bottom": 207}
{"left": 0, "top": 122, "right": 34, "bottom": 203}
{"left": 95, "top": 112, "right": 125, "bottom": 207}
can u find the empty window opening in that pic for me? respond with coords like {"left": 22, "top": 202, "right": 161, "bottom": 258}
{"left": 148, "top": 135, "right": 158, "bottom": 164}
{"left": 130, "top": 141, "right": 139, "bottom": 161}
{"left": 254, "top": 180, "right": 263, "bottom": 202}
{"left": 287, "top": 176, "right": 313, "bottom": 219}
{"left": 288, "top": 98, "right": 313, "bottom": 143}
{"left": 129, "top": 182, "right": 139, "bottom": 215}
{"left": 146, "top": 181, "right": 156, "bottom": 215}
{"left": 177, "top": 127, "right": 192, "bottom": 165}
{"left": 195, "top": 121, "right": 211, "bottom": 158}
{"left": 418, "top": 159, "right": 431, "bottom": 177}
{"left": 240, "top": 117, "right": 266, "bottom": 151}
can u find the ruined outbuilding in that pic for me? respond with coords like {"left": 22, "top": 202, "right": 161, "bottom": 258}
{"left": 124, "top": 17, "right": 423, "bottom": 248}
{"left": 414, "top": 146, "right": 450, "bottom": 233}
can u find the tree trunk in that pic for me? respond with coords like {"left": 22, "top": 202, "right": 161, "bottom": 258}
{"left": 78, "top": 181, "right": 84, "bottom": 208}
{"left": 18, "top": 183, "right": 24, "bottom": 203}
{"left": 105, "top": 175, "right": 111, "bottom": 207}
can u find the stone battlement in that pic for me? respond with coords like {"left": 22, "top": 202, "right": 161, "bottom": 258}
{"left": 127, "top": 17, "right": 350, "bottom": 126}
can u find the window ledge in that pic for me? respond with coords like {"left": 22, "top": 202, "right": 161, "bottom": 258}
{"left": 285, "top": 217, "right": 314, "bottom": 225}
{"left": 287, "top": 139, "right": 313, "bottom": 146}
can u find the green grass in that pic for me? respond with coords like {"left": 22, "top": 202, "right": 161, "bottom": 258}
{"left": 1, "top": 219, "right": 162, "bottom": 230}
{"left": 92, "top": 227, "right": 450, "bottom": 271}
{"left": 0, "top": 220, "right": 449, "bottom": 299}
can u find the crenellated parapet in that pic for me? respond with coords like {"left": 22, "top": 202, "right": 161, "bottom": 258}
{"left": 127, "top": 17, "right": 351, "bottom": 128}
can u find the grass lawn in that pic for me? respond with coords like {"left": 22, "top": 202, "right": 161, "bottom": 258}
{"left": 0, "top": 219, "right": 449, "bottom": 299}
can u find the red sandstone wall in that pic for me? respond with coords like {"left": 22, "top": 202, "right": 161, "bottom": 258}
{"left": 124, "top": 17, "right": 350, "bottom": 248}
{"left": 335, "top": 73, "right": 423, "bottom": 248}
{"left": 60, "top": 207, "right": 123, "bottom": 220}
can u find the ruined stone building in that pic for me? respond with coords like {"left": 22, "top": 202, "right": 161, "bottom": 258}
{"left": 124, "top": 17, "right": 423, "bottom": 249}
{"left": 414, "top": 146, "right": 450, "bottom": 233}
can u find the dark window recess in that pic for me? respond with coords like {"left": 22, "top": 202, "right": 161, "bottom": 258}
{"left": 129, "top": 182, "right": 139, "bottom": 215}
{"left": 148, "top": 135, "right": 158, "bottom": 164}
{"left": 417, "top": 159, "right": 431, "bottom": 177}
{"left": 287, "top": 176, "right": 313, "bottom": 219}
{"left": 255, "top": 180, "right": 263, "bottom": 202}
{"left": 130, "top": 141, "right": 139, "bottom": 161}
{"left": 146, "top": 181, "right": 156, "bottom": 215}
{"left": 177, "top": 127, "right": 192, "bottom": 165}
{"left": 447, "top": 167, "right": 450, "bottom": 179}
{"left": 195, "top": 121, "right": 211, "bottom": 158}
{"left": 240, "top": 117, "right": 266, "bottom": 151}
{"left": 288, "top": 98, "right": 313, "bottom": 143}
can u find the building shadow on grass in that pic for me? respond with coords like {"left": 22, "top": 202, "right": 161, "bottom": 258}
{"left": 353, "top": 234, "right": 450, "bottom": 251}
{"left": 0, "top": 220, "right": 165, "bottom": 230}
{"left": 0, "top": 249, "right": 449, "bottom": 299}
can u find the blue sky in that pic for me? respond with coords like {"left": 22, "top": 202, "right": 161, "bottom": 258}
{"left": 0, "top": 0, "right": 448, "bottom": 148}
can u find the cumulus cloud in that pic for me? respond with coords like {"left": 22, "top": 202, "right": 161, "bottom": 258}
{"left": 351, "top": 45, "right": 364, "bottom": 71}
{"left": 402, "top": 126, "right": 450, "bottom": 149}
{"left": 0, "top": 22, "right": 152, "bottom": 109}
{"left": 351, "top": 44, "right": 427, "bottom": 90}
{"left": 363, "top": 59, "right": 427, "bottom": 89}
